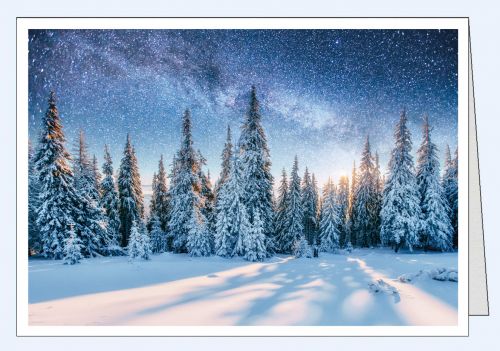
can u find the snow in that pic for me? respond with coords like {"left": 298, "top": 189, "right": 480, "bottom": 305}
{"left": 28, "top": 248, "right": 457, "bottom": 326}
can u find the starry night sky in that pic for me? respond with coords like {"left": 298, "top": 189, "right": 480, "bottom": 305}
{"left": 28, "top": 29, "right": 458, "bottom": 190}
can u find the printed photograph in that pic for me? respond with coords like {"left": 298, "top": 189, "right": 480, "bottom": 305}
{"left": 26, "top": 26, "right": 460, "bottom": 328}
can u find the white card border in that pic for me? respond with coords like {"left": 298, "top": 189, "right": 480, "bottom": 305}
{"left": 16, "top": 17, "right": 469, "bottom": 337}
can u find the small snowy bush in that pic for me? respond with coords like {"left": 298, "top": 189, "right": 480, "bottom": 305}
{"left": 63, "top": 227, "right": 83, "bottom": 265}
{"left": 294, "top": 237, "right": 313, "bottom": 258}
{"left": 127, "top": 221, "right": 152, "bottom": 260}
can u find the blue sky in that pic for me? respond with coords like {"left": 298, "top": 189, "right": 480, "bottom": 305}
{"left": 28, "top": 29, "right": 458, "bottom": 188}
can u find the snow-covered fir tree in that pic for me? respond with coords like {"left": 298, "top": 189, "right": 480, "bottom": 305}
{"left": 273, "top": 168, "right": 289, "bottom": 252}
{"left": 238, "top": 86, "right": 274, "bottom": 250}
{"left": 149, "top": 156, "right": 170, "bottom": 248}
{"left": 336, "top": 175, "right": 350, "bottom": 246}
{"left": 244, "top": 208, "right": 267, "bottom": 262}
{"left": 416, "top": 116, "right": 452, "bottom": 251}
{"left": 319, "top": 178, "right": 341, "bottom": 252}
{"left": 372, "top": 151, "right": 383, "bottom": 245}
{"left": 302, "top": 167, "right": 318, "bottom": 246}
{"left": 346, "top": 162, "right": 358, "bottom": 247}
{"left": 215, "top": 150, "right": 251, "bottom": 257}
{"left": 278, "top": 156, "right": 304, "bottom": 254}
{"left": 28, "top": 139, "right": 41, "bottom": 254}
{"left": 149, "top": 172, "right": 158, "bottom": 222}
{"left": 34, "top": 92, "right": 82, "bottom": 259}
{"left": 197, "top": 150, "right": 216, "bottom": 251}
{"left": 118, "top": 134, "right": 145, "bottom": 247}
{"left": 63, "top": 223, "right": 84, "bottom": 265}
{"left": 127, "top": 220, "right": 151, "bottom": 260}
{"left": 92, "top": 154, "right": 102, "bottom": 198}
{"left": 380, "top": 110, "right": 422, "bottom": 252}
{"left": 352, "top": 136, "right": 379, "bottom": 247}
{"left": 100, "top": 144, "right": 122, "bottom": 254}
{"left": 168, "top": 109, "right": 206, "bottom": 253}
{"left": 186, "top": 212, "right": 212, "bottom": 257}
{"left": 442, "top": 145, "right": 458, "bottom": 248}
{"left": 149, "top": 215, "right": 166, "bottom": 254}
{"left": 294, "top": 236, "right": 313, "bottom": 258}
{"left": 214, "top": 125, "right": 233, "bottom": 197}
{"left": 72, "top": 131, "right": 108, "bottom": 257}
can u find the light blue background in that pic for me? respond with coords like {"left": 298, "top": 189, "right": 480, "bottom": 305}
{"left": 1, "top": 0, "right": 497, "bottom": 349}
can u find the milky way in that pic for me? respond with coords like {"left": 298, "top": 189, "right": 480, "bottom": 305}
{"left": 28, "top": 29, "right": 458, "bottom": 188}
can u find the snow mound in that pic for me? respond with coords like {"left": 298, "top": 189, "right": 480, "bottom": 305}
{"left": 398, "top": 267, "right": 458, "bottom": 283}
{"left": 368, "top": 279, "right": 399, "bottom": 295}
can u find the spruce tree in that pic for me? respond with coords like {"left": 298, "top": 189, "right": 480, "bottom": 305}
{"left": 63, "top": 223, "right": 83, "bottom": 265}
{"left": 302, "top": 167, "right": 318, "bottom": 246}
{"left": 149, "top": 172, "right": 158, "bottom": 222}
{"left": 149, "top": 215, "right": 166, "bottom": 254}
{"left": 346, "top": 162, "right": 358, "bottom": 246}
{"left": 353, "top": 136, "right": 379, "bottom": 247}
{"left": 442, "top": 145, "right": 458, "bottom": 248}
{"left": 127, "top": 220, "right": 151, "bottom": 260}
{"left": 215, "top": 150, "right": 251, "bottom": 257}
{"left": 294, "top": 236, "right": 313, "bottom": 258}
{"left": 72, "top": 131, "right": 108, "bottom": 257}
{"left": 168, "top": 109, "right": 205, "bottom": 253}
{"left": 198, "top": 150, "right": 216, "bottom": 251}
{"left": 279, "top": 156, "right": 304, "bottom": 254}
{"left": 380, "top": 110, "right": 422, "bottom": 252}
{"left": 118, "top": 134, "right": 144, "bottom": 247}
{"left": 319, "top": 178, "right": 341, "bottom": 252}
{"left": 150, "top": 156, "right": 170, "bottom": 237}
{"left": 243, "top": 208, "right": 267, "bottom": 262}
{"left": 273, "top": 168, "right": 289, "bottom": 253}
{"left": 336, "top": 176, "right": 350, "bottom": 247}
{"left": 34, "top": 92, "right": 81, "bottom": 259}
{"left": 100, "top": 144, "right": 122, "bottom": 253}
{"left": 238, "top": 86, "right": 274, "bottom": 249}
{"left": 214, "top": 125, "right": 233, "bottom": 197}
{"left": 28, "top": 139, "right": 41, "bottom": 254}
{"left": 92, "top": 154, "right": 102, "bottom": 198}
{"left": 372, "top": 152, "right": 383, "bottom": 245}
{"left": 416, "top": 116, "right": 453, "bottom": 251}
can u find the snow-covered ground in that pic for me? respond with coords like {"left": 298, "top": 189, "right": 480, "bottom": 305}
{"left": 28, "top": 248, "right": 458, "bottom": 326}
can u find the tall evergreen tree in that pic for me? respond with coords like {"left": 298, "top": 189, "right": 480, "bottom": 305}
{"left": 152, "top": 156, "right": 170, "bottom": 233}
{"left": 336, "top": 175, "right": 350, "bottom": 247}
{"left": 319, "top": 178, "right": 341, "bottom": 252}
{"left": 279, "top": 156, "right": 304, "bottom": 254}
{"left": 215, "top": 149, "right": 251, "bottom": 257}
{"left": 353, "top": 136, "right": 379, "bottom": 247}
{"left": 28, "top": 139, "right": 41, "bottom": 254}
{"left": 372, "top": 151, "right": 383, "bottom": 245}
{"left": 72, "top": 131, "right": 108, "bottom": 257}
{"left": 149, "top": 172, "right": 158, "bottom": 221}
{"left": 92, "top": 154, "right": 102, "bottom": 198}
{"left": 244, "top": 208, "right": 267, "bottom": 262}
{"left": 118, "top": 134, "right": 144, "bottom": 247}
{"left": 238, "top": 86, "right": 274, "bottom": 249}
{"left": 302, "top": 167, "right": 318, "bottom": 246}
{"left": 442, "top": 145, "right": 458, "bottom": 248}
{"left": 100, "top": 144, "right": 121, "bottom": 252}
{"left": 168, "top": 109, "right": 205, "bottom": 253}
{"left": 273, "top": 168, "right": 289, "bottom": 252}
{"left": 214, "top": 125, "right": 233, "bottom": 197}
{"left": 346, "top": 162, "right": 358, "bottom": 246}
{"left": 34, "top": 92, "right": 81, "bottom": 259}
{"left": 198, "top": 150, "right": 215, "bottom": 250}
{"left": 149, "top": 214, "right": 166, "bottom": 254}
{"left": 380, "top": 110, "right": 422, "bottom": 252}
{"left": 416, "top": 115, "right": 453, "bottom": 251}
